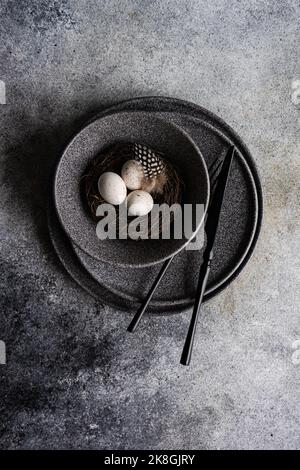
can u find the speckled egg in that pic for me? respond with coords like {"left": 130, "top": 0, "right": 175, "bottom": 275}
{"left": 126, "top": 190, "right": 154, "bottom": 217}
{"left": 121, "top": 159, "right": 144, "bottom": 190}
{"left": 98, "top": 171, "right": 127, "bottom": 205}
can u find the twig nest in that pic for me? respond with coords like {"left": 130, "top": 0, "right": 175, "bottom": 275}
{"left": 121, "top": 160, "right": 144, "bottom": 190}
{"left": 98, "top": 171, "right": 127, "bottom": 205}
{"left": 82, "top": 142, "right": 183, "bottom": 236}
{"left": 126, "top": 190, "right": 154, "bottom": 216}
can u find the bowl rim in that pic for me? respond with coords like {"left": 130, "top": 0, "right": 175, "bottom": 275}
{"left": 54, "top": 110, "right": 210, "bottom": 267}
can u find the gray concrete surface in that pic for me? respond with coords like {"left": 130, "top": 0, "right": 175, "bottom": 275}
{"left": 0, "top": 0, "right": 299, "bottom": 450}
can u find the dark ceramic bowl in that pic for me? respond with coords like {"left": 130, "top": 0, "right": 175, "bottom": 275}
{"left": 54, "top": 111, "right": 210, "bottom": 267}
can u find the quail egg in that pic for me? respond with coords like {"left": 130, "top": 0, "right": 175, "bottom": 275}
{"left": 126, "top": 190, "right": 154, "bottom": 217}
{"left": 121, "top": 160, "right": 144, "bottom": 190}
{"left": 98, "top": 171, "right": 127, "bottom": 205}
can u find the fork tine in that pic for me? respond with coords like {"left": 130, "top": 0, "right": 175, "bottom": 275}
{"left": 208, "top": 153, "right": 221, "bottom": 173}
{"left": 208, "top": 156, "right": 223, "bottom": 183}
{"left": 208, "top": 155, "right": 224, "bottom": 206}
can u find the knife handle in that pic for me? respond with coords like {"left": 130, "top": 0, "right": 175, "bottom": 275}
{"left": 180, "top": 251, "right": 213, "bottom": 366}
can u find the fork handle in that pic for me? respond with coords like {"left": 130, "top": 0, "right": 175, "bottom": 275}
{"left": 127, "top": 255, "right": 175, "bottom": 333}
{"left": 180, "top": 251, "right": 213, "bottom": 366}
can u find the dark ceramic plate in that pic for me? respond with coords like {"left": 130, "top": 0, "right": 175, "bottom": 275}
{"left": 49, "top": 96, "right": 263, "bottom": 314}
{"left": 54, "top": 112, "right": 210, "bottom": 267}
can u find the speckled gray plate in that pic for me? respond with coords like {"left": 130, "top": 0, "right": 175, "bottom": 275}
{"left": 49, "top": 96, "right": 263, "bottom": 313}
{"left": 54, "top": 111, "right": 209, "bottom": 267}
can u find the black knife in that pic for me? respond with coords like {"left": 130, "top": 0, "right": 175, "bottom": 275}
{"left": 180, "top": 145, "right": 235, "bottom": 366}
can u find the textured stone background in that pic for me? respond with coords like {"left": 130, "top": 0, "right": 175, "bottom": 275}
{"left": 0, "top": 0, "right": 299, "bottom": 450}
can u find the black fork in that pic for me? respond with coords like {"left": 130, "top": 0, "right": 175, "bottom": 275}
{"left": 127, "top": 152, "right": 226, "bottom": 333}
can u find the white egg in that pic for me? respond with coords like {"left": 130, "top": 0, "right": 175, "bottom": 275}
{"left": 121, "top": 159, "right": 144, "bottom": 190}
{"left": 98, "top": 171, "right": 127, "bottom": 205}
{"left": 126, "top": 190, "right": 154, "bottom": 217}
